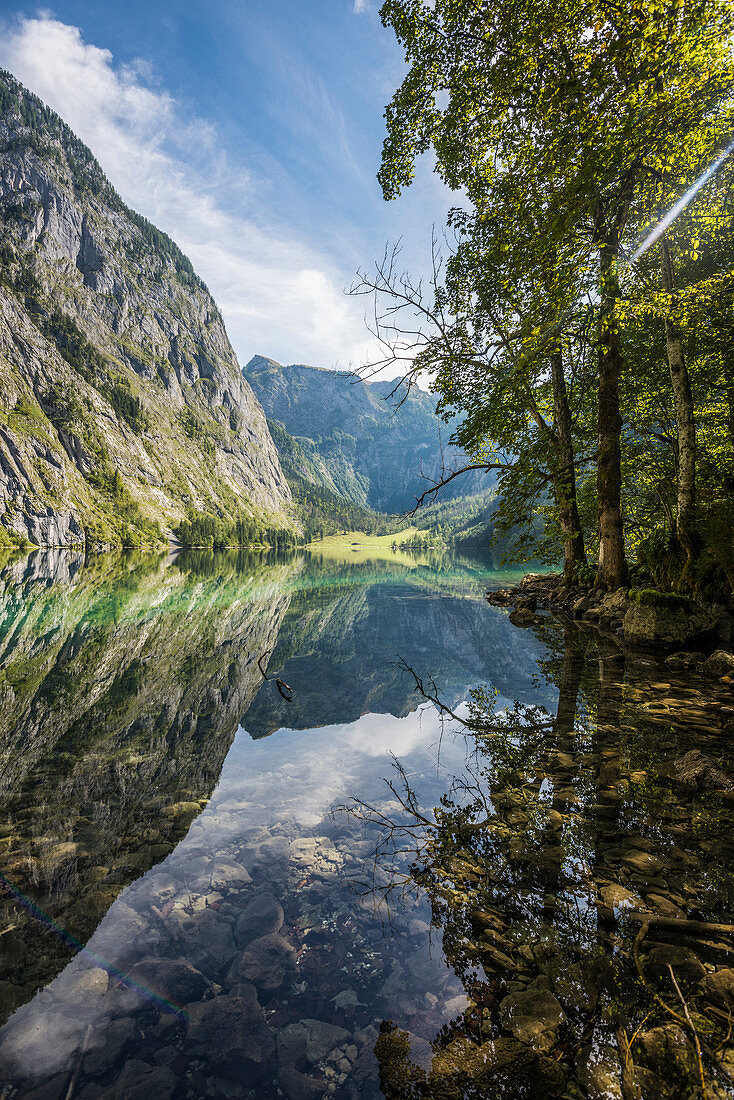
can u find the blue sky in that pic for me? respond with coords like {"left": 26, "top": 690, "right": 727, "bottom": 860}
{"left": 0, "top": 1, "right": 451, "bottom": 370}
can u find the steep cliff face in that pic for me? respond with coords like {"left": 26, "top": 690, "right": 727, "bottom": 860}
{"left": 243, "top": 355, "right": 490, "bottom": 513}
{"left": 0, "top": 71, "right": 291, "bottom": 549}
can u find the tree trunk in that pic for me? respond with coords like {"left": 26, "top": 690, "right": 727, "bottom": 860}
{"left": 596, "top": 241, "right": 628, "bottom": 588}
{"left": 661, "top": 235, "right": 699, "bottom": 564}
{"left": 550, "top": 349, "right": 587, "bottom": 582}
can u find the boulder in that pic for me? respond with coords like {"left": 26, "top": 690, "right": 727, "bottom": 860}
{"left": 672, "top": 750, "right": 732, "bottom": 792}
{"left": 645, "top": 945, "right": 705, "bottom": 984}
{"left": 699, "top": 968, "right": 734, "bottom": 1008}
{"left": 509, "top": 608, "right": 538, "bottom": 628}
{"left": 279, "top": 1018, "right": 351, "bottom": 1066}
{"left": 187, "top": 986, "right": 275, "bottom": 1077}
{"left": 83, "top": 1018, "right": 136, "bottom": 1079}
{"left": 622, "top": 593, "right": 716, "bottom": 649}
{"left": 665, "top": 650, "right": 706, "bottom": 670}
{"left": 103, "top": 1060, "right": 176, "bottom": 1100}
{"left": 700, "top": 649, "right": 734, "bottom": 678}
{"left": 597, "top": 589, "right": 631, "bottom": 623}
{"left": 127, "top": 956, "right": 209, "bottom": 1006}
{"left": 235, "top": 893, "right": 284, "bottom": 948}
{"left": 175, "top": 909, "right": 236, "bottom": 980}
{"left": 228, "top": 932, "right": 297, "bottom": 991}
{"left": 576, "top": 1042, "right": 622, "bottom": 1100}
{"left": 637, "top": 1025, "right": 696, "bottom": 1080}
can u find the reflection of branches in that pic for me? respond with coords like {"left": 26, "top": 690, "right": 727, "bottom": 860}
{"left": 335, "top": 755, "right": 437, "bottom": 916}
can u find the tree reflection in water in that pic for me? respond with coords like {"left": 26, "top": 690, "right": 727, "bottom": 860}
{"left": 344, "top": 623, "right": 734, "bottom": 1099}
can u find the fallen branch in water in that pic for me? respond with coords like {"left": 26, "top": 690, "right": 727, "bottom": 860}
{"left": 276, "top": 678, "right": 294, "bottom": 702}
{"left": 599, "top": 909, "right": 734, "bottom": 938}
{"left": 258, "top": 652, "right": 294, "bottom": 701}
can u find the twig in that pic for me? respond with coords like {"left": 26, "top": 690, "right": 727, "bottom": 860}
{"left": 65, "top": 1022, "right": 93, "bottom": 1100}
{"left": 667, "top": 963, "right": 706, "bottom": 1098}
{"left": 276, "top": 678, "right": 294, "bottom": 702}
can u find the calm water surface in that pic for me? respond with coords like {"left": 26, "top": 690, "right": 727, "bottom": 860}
{"left": 0, "top": 548, "right": 732, "bottom": 1098}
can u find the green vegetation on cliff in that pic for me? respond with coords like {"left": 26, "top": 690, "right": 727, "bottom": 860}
{"left": 0, "top": 69, "right": 291, "bottom": 551}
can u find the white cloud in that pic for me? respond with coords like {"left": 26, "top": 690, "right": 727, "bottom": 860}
{"left": 353, "top": 0, "right": 370, "bottom": 13}
{"left": 0, "top": 16, "right": 380, "bottom": 369}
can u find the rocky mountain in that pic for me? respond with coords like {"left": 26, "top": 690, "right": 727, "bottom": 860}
{"left": 243, "top": 355, "right": 490, "bottom": 514}
{"left": 0, "top": 70, "right": 291, "bottom": 551}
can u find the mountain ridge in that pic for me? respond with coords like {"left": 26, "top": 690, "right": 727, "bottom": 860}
{"left": 243, "top": 354, "right": 490, "bottom": 514}
{"left": 0, "top": 69, "right": 292, "bottom": 550}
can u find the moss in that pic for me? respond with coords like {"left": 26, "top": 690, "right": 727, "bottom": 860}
{"left": 629, "top": 588, "right": 693, "bottom": 611}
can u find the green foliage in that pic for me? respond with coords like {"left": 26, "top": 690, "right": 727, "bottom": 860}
{"left": 373, "top": 0, "right": 734, "bottom": 594}
{"left": 173, "top": 510, "right": 298, "bottom": 550}
{"left": 108, "top": 382, "right": 147, "bottom": 434}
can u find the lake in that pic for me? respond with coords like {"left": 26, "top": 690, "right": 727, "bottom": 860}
{"left": 0, "top": 548, "right": 732, "bottom": 1098}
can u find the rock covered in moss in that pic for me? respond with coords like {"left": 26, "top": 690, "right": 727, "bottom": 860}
{"left": 622, "top": 591, "right": 716, "bottom": 649}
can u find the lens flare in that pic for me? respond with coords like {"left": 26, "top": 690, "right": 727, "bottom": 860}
{"left": 629, "top": 139, "right": 734, "bottom": 265}
{"left": 0, "top": 872, "right": 188, "bottom": 1018}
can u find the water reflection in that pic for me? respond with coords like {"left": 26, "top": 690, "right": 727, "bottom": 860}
{"left": 0, "top": 547, "right": 544, "bottom": 1097}
{"left": 0, "top": 551, "right": 731, "bottom": 1098}
{"left": 358, "top": 620, "right": 734, "bottom": 1098}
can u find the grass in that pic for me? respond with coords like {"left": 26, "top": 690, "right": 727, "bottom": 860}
{"left": 305, "top": 527, "right": 438, "bottom": 567}
{"left": 306, "top": 527, "right": 425, "bottom": 550}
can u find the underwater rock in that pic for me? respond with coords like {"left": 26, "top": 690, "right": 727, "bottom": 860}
{"left": 83, "top": 1017, "right": 136, "bottom": 1079}
{"left": 699, "top": 968, "right": 734, "bottom": 1008}
{"left": 600, "top": 884, "right": 643, "bottom": 912}
{"left": 644, "top": 945, "right": 706, "bottom": 985}
{"left": 637, "top": 1024, "right": 697, "bottom": 1081}
{"left": 127, "top": 956, "right": 209, "bottom": 1006}
{"left": 229, "top": 932, "right": 297, "bottom": 991}
{"left": 175, "top": 909, "right": 236, "bottom": 981}
{"left": 100, "top": 1058, "right": 177, "bottom": 1099}
{"left": 499, "top": 979, "right": 566, "bottom": 1052}
{"left": 575, "top": 1041, "right": 623, "bottom": 1100}
{"left": 672, "top": 749, "right": 733, "bottom": 792}
{"left": 235, "top": 893, "right": 285, "bottom": 948}
{"left": 187, "top": 986, "right": 275, "bottom": 1077}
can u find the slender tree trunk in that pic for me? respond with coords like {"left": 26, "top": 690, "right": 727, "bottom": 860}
{"left": 596, "top": 240, "right": 628, "bottom": 589}
{"left": 550, "top": 349, "right": 587, "bottom": 582}
{"left": 661, "top": 235, "right": 699, "bottom": 564}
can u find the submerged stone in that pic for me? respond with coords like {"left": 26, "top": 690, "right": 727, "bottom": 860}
{"left": 699, "top": 968, "right": 734, "bottom": 1008}
{"left": 127, "top": 956, "right": 209, "bottom": 1006}
{"left": 235, "top": 892, "right": 284, "bottom": 948}
{"left": 187, "top": 986, "right": 275, "bottom": 1077}
{"left": 499, "top": 980, "right": 566, "bottom": 1052}
{"left": 229, "top": 932, "right": 297, "bottom": 991}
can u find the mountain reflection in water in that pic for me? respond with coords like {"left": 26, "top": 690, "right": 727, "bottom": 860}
{"left": 0, "top": 549, "right": 731, "bottom": 1098}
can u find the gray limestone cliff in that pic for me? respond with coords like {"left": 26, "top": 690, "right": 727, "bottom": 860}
{"left": 0, "top": 70, "right": 291, "bottom": 549}
{"left": 243, "top": 354, "right": 491, "bottom": 514}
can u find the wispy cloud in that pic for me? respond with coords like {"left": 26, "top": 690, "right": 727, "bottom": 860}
{"left": 353, "top": 0, "right": 370, "bottom": 13}
{"left": 0, "top": 15, "right": 378, "bottom": 368}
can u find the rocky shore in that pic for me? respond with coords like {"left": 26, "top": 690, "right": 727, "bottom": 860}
{"left": 489, "top": 572, "right": 734, "bottom": 669}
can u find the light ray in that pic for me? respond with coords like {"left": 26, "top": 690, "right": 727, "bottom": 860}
{"left": 629, "top": 139, "right": 734, "bottom": 264}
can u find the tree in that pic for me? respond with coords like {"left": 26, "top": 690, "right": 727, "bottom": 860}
{"left": 377, "top": 0, "right": 734, "bottom": 587}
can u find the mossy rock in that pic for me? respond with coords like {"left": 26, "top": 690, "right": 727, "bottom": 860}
{"left": 629, "top": 588, "right": 693, "bottom": 611}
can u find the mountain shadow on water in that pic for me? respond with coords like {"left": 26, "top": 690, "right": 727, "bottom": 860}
{"left": 241, "top": 564, "right": 552, "bottom": 740}
{"left": 0, "top": 549, "right": 295, "bottom": 1023}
